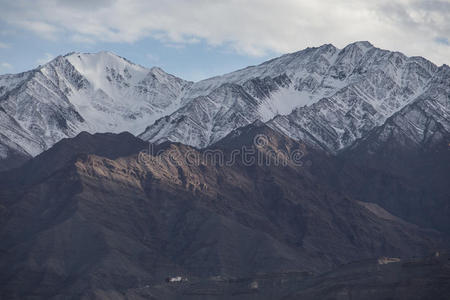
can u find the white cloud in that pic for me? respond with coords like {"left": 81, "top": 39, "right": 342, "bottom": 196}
{"left": 15, "top": 20, "right": 61, "bottom": 40}
{"left": 36, "top": 53, "right": 54, "bottom": 65}
{"left": 0, "top": 42, "right": 10, "bottom": 48}
{"left": 0, "top": 0, "right": 448, "bottom": 65}
{"left": 0, "top": 62, "right": 13, "bottom": 73}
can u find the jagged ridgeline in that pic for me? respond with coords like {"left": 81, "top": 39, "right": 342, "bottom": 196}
{"left": 0, "top": 41, "right": 449, "bottom": 299}
{"left": 1, "top": 42, "right": 448, "bottom": 170}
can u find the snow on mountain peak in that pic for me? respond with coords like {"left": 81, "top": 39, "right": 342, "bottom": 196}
{"left": 348, "top": 40, "right": 373, "bottom": 49}
{"left": 0, "top": 42, "right": 447, "bottom": 167}
{"left": 65, "top": 51, "right": 148, "bottom": 89}
{"left": 0, "top": 51, "right": 191, "bottom": 160}
{"left": 141, "top": 41, "right": 444, "bottom": 151}
{"left": 59, "top": 51, "right": 192, "bottom": 133}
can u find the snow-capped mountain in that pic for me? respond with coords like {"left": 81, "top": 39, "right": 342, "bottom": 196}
{"left": 0, "top": 42, "right": 448, "bottom": 170}
{"left": 140, "top": 41, "right": 445, "bottom": 150}
{"left": 0, "top": 51, "right": 191, "bottom": 168}
{"left": 139, "top": 43, "right": 340, "bottom": 146}
{"left": 349, "top": 64, "right": 450, "bottom": 152}
{"left": 268, "top": 43, "right": 442, "bottom": 152}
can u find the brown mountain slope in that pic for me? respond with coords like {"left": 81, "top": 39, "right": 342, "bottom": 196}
{"left": 0, "top": 125, "right": 447, "bottom": 299}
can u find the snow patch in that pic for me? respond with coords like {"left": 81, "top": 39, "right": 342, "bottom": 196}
{"left": 259, "top": 86, "right": 319, "bottom": 121}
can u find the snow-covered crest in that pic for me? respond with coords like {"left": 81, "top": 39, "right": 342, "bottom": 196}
{"left": 141, "top": 41, "right": 446, "bottom": 151}
{"left": 0, "top": 41, "right": 448, "bottom": 166}
{"left": 0, "top": 51, "right": 191, "bottom": 159}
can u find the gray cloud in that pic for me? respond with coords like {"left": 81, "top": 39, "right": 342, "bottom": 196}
{"left": 435, "top": 37, "right": 449, "bottom": 45}
{"left": 414, "top": 0, "right": 450, "bottom": 12}
{"left": 0, "top": 0, "right": 448, "bottom": 64}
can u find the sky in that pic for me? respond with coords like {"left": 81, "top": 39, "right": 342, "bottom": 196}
{"left": 0, "top": 0, "right": 449, "bottom": 81}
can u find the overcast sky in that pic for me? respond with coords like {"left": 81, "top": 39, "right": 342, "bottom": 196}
{"left": 0, "top": 0, "right": 448, "bottom": 80}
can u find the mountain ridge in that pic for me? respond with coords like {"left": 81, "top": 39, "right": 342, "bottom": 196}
{"left": 140, "top": 41, "right": 446, "bottom": 152}
{"left": 0, "top": 51, "right": 191, "bottom": 170}
{"left": 0, "top": 41, "right": 448, "bottom": 171}
{"left": 1, "top": 128, "right": 447, "bottom": 299}
{"left": 0, "top": 41, "right": 448, "bottom": 299}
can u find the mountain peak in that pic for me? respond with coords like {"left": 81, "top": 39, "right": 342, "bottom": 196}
{"left": 0, "top": 47, "right": 193, "bottom": 170}
{"left": 348, "top": 40, "right": 374, "bottom": 49}
{"left": 340, "top": 40, "right": 374, "bottom": 56}
{"left": 65, "top": 50, "right": 122, "bottom": 59}
{"left": 149, "top": 66, "right": 175, "bottom": 79}
{"left": 65, "top": 50, "right": 148, "bottom": 72}
{"left": 3, "top": 131, "right": 148, "bottom": 185}
{"left": 210, "top": 120, "right": 293, "bottom": 151}
{"left": 0, "top": 41, "right": 446, "bottom": 171}
{"left": 317, "top": 43, "right": 337, "bottom": 51}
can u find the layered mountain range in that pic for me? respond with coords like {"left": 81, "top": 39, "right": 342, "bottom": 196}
{"left": 0, "top": 126, "right": 448, "bottom": 299}
{"left": 0, "top": 41, "right": 449, "bottom": 299}
{"left": 1, "top": 41, "right": 448, "bottom": 170}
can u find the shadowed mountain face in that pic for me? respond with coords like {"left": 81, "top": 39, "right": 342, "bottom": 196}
{"left": 0, "top": 127, "right": 448, "bottom": 299}
{"left": 313, "top": 70, "right": 450, "bottom": 234}
{"left": 335, "top": 131, "right": 450, "bottom": 234}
